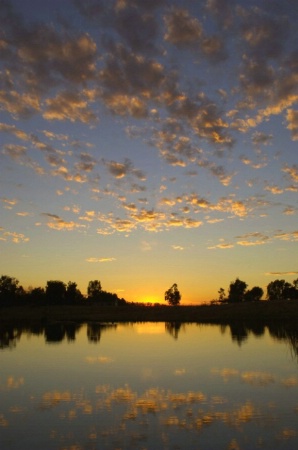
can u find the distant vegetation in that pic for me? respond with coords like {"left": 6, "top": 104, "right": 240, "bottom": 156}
{"left": 0, "top": 275, "right": 298, "bottom": 310}
{"left": 217, "top": 277, "right": 298, "bottom": 303}
{"left": 0, "top": 275, "right": 127, "bottom": 307}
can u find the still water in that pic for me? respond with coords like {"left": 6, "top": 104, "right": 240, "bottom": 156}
{"left": 1, "top": 322, "right": 298, "bottom": 450}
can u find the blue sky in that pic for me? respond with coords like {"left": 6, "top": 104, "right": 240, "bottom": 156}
{"left": 0, "top": 0, "right": 297, "bottom": 303}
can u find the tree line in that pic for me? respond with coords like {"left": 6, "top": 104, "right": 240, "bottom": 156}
{"left": 218, "top": 277, "right": 298, "bottom": 303}
{"left": 0, "top": 275, "right": 127, "bottom": 306}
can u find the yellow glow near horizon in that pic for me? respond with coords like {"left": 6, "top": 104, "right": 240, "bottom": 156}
{"left": 138, "top": 295, "right": 163, "bottom": 305}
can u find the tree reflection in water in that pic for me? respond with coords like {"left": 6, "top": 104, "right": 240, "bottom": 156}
{"left": 1, "top": 321, "right": 298, "bottom": 362}
{"left": 87, "top": 322, "right": 117, "bottom": 343}
{"left": 165, "top": 322, "right": 184, "bottom": 339}
{"left": 0, "top": 326, "right": 22, "bottom": 350}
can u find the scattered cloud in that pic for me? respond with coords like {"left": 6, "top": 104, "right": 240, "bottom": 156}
{"left": 265, "top": 271, "right": 298, "bottom": 276}
{"left": 0, "top": 229, "right": 29, "bottom": 244}
{"left": 86, "top": 257, "right": 116, "bottom": 263}
{"left": 286, "top": 109, "right": 298, "bottom": 140}
{"left": 235, "top": 232, "right": 270, "bottom": 247}
{"left": 208, "top": 242, "right": 234, "bottom": 250}
{"left": 0, "top": 0, "right": 297, "bottom": 302}
{"left": 0, "top": 197, "right": 18, "bottom": 208}
{"left": 264, "top": 185, "right": 284, "bottom": 195}
{"left": 41, "top": 213, "right": 85, "bottom": 231}
{"left": 43, "top": 90, "right": 97, "bottom": 123}
{"left": 172, "top": 245, "right": 184, "bottom": 251}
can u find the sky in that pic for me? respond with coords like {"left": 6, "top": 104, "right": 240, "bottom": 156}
{"left": 0, "top": 0, "right": 297, "bottom": 304}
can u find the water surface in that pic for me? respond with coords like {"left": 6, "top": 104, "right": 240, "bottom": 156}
{"left": 1, "top": 322, "right": 298, "bottom": 449}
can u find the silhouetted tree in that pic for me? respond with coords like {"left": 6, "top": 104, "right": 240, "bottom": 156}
{"left": 65, "top": 281, "right": 83, "bottom": 303}
{"left": 165, "top": 283, "right": 181, "bottom": 306}
{"left": 0, "top": 275, "right": 24, "bottom": 304}
{"left": 98, "top": 290, "right": 119, "bottom": 305}
{"left": 218, "top": 287, "right": 226, "bottom": 302}
{"left": 266, "top": 279, "right": 291, "bottom": 301}
{"left": 283, "top": 279, "right": 298, "bottom": 300}
{"left": 244, "top": 286, "right": 263, "bottom": 302}
{"left": 46, "top": 280, "right": 66, "bottom": 304}
{"left": 228, "top": 278, "right": 247, "bottom": 302}
{"left": 28, "top": 287, "right": 46, "bottom": 304}
{"left": 87, "top": 280, "right": 102, "bottom": 301}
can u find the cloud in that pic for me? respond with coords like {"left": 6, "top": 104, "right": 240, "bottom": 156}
{"left": 43, "top": 91, "right": 97, "bottom": 123}
{"left": 42, "top": 213, "right": 85, "bottom": 231}
{"left": 252, "top": 131, "right": 273, "bottom": 147}
{"left": 86, "top": 257, "right": 116, "bottom": 263}
{"left": 274, "top": 230, "right": 298, "bottom": 242}
{"left": 0, "top": 122, "right": 31, "bottom": 141}
{"left": 240, "top": 155, "right": 267, "bottom": 169}
{"left": 16, "top": 212, "right": 30, "bottom": 217}
{"left": 0, "top": 90, "right": 40, "bottom": 118}
{"left": 164, "top": 7, "right": 226, "bottom": 61}
{"left": 235, "top": 231, "right": 269, "bottom": 246}
{"left": 264, "top": 185, "right": 284, "bottom": 195}
{"left": 283, "top": 165, "right": 298, "bottom": 183}
{"left": 206, "top": 218, "right": 224, "bottom": 224}
{"left": 104, "top": 158, "right": 146, "bottom": 181}
{"left": 208, "top": 243, "right": 234, "bottom": 250}
{"left": 265, "top": 271, "right": 298, "bottom": 276}
{"left": 286, "top": 109, "right": 298, "bottom": 140}
{"left": 239, "top": 6, "right": 288, "bottom": 60}
{"left": 74, "top": 152, "right": 97, "bottom": 173}
{"left": 3, "top": 143, "right": 27, "bottom": 161}
{"left": 140, "top": 240, "right": 154, "bottom": 251}
{"left": 237, "top": 240, "right": 266, "bottom": 246}
{"left": 0, "top": 197, "right": 18, "bottom": 208}
{"left": 198, "top": 161, "right": 235, "bottom": 186}
{"left": 131, "top": 208, "right": 165, "bottom": 224}
{"left": 122, "top": 202, "right": 137, "bottom": 211}
{"left": 104, "top": 94, "right": 148, "bottom": 118}
{"left": 0, "top": 228, "right": 29, "bottom": 243}
{"left": 164, "top": 8, "right": 203, "bottom": 46}
{"left": 99, "top": 43, "right": 165, "bottom": 99}
{"left": 172, "top": 245, "right": 184, "bottom": 251}
{"left": 283, "top": 207, "right": 296, "bottom": 215}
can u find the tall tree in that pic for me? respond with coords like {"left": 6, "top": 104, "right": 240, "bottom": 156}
{"left": 65, "top": 281, "right": 83, "bottom": 303}
{"left": 0, "top": 275, "right": 23, "bottom": 304}
{"left": 228, "top": 278, "right": 247, "bottom": 302}
{"left": 165, "top": 283, "right": 181, "bottom": 306}
{"left": 46, "top": 280, "right": 66, "bottom": 304}
{"left": 218, "top": 287, "right": 226, "bottom": 302}
{"left": 244, "top": 286, "right": 263, "bottom": 302}
{"left": 87, "top": 280, "right": 102, "bottom": 301}
{"left": 266, "top": 279, "right": 291, "bottom": 301}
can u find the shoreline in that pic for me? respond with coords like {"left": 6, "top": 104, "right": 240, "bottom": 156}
{"left": 1, "top": 301, "right": 298, "bottom": 326}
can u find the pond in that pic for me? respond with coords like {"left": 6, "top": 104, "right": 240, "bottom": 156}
{"left": 1, "top": 322, "right": 298, "bottom": 449}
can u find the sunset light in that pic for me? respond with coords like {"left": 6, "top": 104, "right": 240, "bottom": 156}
{"left": 0, "top": 0, "right": 297, "bottom": 304}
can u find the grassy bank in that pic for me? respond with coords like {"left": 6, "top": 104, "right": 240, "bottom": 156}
{"left": 1, "top": 300, "right": 298, "bottom": 326}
